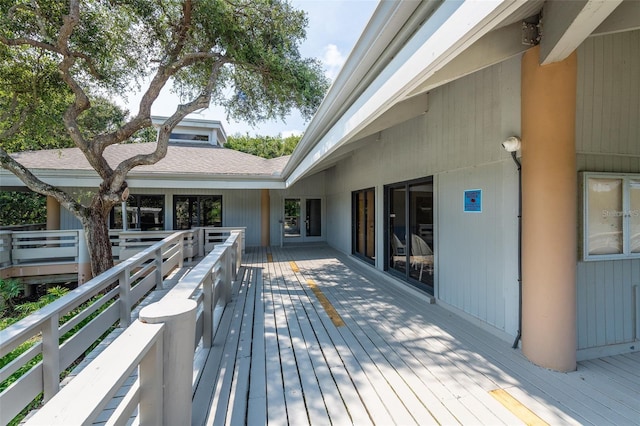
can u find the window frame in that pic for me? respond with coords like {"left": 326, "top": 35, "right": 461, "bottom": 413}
{"left": 582, "top": 172, "right": 640, "bottom": 261}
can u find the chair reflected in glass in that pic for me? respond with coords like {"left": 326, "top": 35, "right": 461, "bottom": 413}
{"left": 391, "top": 233, "right": 406, "bottom": 267}
{"left": 411, "top": 234, "right": 433, "bottom": 281}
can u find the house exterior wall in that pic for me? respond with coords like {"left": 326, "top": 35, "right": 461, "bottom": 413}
{"left": 325, "top": 55, "right": 522, "bottom": 340}
{"left": 323, "top": 30, "right": 640, "bottom": 353}
{"left": 59, "top": 187, "right": 263, "bottom": 246}
{"left": 575, "top": 30, "right": 640, "bottom": 357}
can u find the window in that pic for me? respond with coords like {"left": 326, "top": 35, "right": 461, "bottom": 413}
{"left": 111, "top": 195, "right": 164, "bottom": 231}
{"left": 169, "top": 132, "right": 210, "bottom": 142}
{"left": 174, "top": 195, "right": 222, "bottom": 230}
{"left": 583, "top": 172, "right": 640, "bottom": 260}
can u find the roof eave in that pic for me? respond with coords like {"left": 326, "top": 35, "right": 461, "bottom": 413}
{"left": 282, "top": 0, "right": 529, "bottom": 187}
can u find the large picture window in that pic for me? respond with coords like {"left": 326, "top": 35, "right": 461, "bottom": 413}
{"left": 174, "top": 195, "right": 222, "bottom": 230}
{"left": 583, "top": 172, "right": 640, "bottom": 260}
{"left": 111, "top": 194, "right": 164, "bottom": 231}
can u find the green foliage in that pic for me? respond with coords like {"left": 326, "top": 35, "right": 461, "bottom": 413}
{"left": 0, "top": 278, "right": 22, "bottom": 317}
{"left": 15, "top": 286, "right": 69, "bottom": 316}
{"left": 1, "top": 0, "right": 328, "bottom": 275}
{"left": 226, "top": 133, "right": 301, "bottom": 159}
{"left": 0, "top": 191, "right": 46, "bottom": 226}
{"left": 0, "top": 284, "right": 116, "bottom": 425}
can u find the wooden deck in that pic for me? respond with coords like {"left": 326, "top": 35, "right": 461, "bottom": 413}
{"left": 193, "top": 245, "right": 640, "bottom": 425}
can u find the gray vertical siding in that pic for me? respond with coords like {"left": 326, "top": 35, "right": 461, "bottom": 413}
{"left": 575, "top": 30, "right": 640, "bottom": 353}
{"left": 437, "top": 162, "right": 519, "bottom": 335}
{"left": 58, "top": 187, "right": 263, "bottom": 246}
{"left": 325, "top": 56, "right": 522, "bottom": 339}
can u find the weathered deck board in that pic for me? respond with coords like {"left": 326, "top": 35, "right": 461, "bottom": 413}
{"left": 195, "top": 245, "right": 640, "bottom": 426}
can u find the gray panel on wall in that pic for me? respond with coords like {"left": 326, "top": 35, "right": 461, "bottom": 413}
{"left": 577, "top": 31, "right": 640, "bottom": 157}
{"left": 577, "top": 260, "right": 638, "bottom": 349}
{"left": 575, "top": 30, "right": 640, "bottom": 351}
{"left": 437, "top": 161, "right": 518, "bottom": 335}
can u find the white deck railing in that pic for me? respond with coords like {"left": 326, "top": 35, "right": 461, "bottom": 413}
{"left": 0, "top": 231, "right": 190, "bottom": 425}
{"left": 3, "top": 229, "right": 244, "bottom": 425}
{"left": 0, "top": 227, "right": 245, "bottom": 281}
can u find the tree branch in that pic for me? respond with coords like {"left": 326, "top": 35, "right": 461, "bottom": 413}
{"left": 0, "top": 148, "right": 86, "bottom": 218}
{"left": 94, "top": 52, "right": 222, "bottom": 149}
{"left": 109, "top": 61, "right": 225, "bottom": 191}
{"left": 0, "top": 96, "right": 31, "bottom": 141}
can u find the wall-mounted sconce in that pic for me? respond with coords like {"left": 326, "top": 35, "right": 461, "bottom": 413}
{"left": 501, "top": 136, "right": 521, "bottom": 152}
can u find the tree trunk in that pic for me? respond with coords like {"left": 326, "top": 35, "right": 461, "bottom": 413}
{"left": 83, "top": 205, "right": 114, "bottom": 277}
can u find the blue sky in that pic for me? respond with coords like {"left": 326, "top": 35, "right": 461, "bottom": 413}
{"left": 123, "top": 1, "right": 378, "bottom": 138}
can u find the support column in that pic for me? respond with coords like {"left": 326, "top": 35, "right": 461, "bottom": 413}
{"left": 521, "top": 45, "right": 577, "bottom": 372}
{"left": 261, "top": 189, "right": 270, "bottom": 246}
{"left": 46, "top": 196, "right": 60, "bottom": 230}
{"left": 77, "top": 231, "right": 92, "bottom": 285}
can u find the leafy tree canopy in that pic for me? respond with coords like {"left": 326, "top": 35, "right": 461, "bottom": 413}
{"left": 225, "top": 133, "right": 301, "bottom": 159}
{"left": 0, "top": 0, "right": 329, "bottom": 275}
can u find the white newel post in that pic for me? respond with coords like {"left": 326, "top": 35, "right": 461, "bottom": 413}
{"left": 140, "top": 299, "right": 197, "bottom": 426}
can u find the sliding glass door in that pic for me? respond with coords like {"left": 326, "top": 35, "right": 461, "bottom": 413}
{"left": 173, "top": 195, "right": 222, "bottom": 230}
{"left": 385, "top": 177, "right": 434, "bottom": 294}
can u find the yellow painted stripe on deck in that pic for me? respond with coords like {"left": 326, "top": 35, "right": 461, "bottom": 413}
{"left": 289, "top": 261, "right": 299, "bottom": 272}
{"left": 307, "top": 279, "right": 345, "bottom": 327}
{"left": 266, "top": 253, "right": 273, "bottom": 263}
{"left": 489, "top": 389, "right": 549, "bottom": 426}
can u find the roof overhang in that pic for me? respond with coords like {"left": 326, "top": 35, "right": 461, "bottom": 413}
{"left": 284, "top": 0, "right": 529, "bottom": 187}
{"left": 284, "top": 0, "right": 637, "bottom": 187}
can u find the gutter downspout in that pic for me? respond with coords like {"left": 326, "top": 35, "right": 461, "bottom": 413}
{"left": 511, "top": 150, "right": 522, "bottom": 349}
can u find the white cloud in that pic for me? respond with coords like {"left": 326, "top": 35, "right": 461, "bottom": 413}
{"left": 322, "top": 44, "right": 346, "bottom": 80}
{"left": 281, "top": 129, "right": 304, "bottom": 138}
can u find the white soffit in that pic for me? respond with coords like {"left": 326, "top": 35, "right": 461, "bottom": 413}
{"left": 285, "top": 0, "right": 526, "bottom": 187}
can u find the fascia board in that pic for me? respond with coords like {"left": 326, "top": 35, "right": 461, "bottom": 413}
{"left": 285, "top": 0, "right": 522, "bottom": 188}
{"left": 282, "top": 1, "right": 421, "bottom": 176}
{"left": 0, "top": 169, "right": 286, "bottom": 190}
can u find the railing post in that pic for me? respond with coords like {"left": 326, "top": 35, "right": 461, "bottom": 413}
{"left": 42, "top": 314, "right": 60, "bottom": 402}
{"left": 119, "top": 267, "right": 132, "bottom": 327}
{"left": 223, "top": 248, "right": 232, "bottom": 303}
{"left": 139, "top": 299, "right": 197, "bottom": 426}
{"left": 77, "top": 231, "right": 91, "bottom": 284}
{"left": 236, "top": 234, "right": 243, "bottom": 273}
{"left": 179, "top": 234, "right": 185, "bottom": 268}
{"left": 198, "top": 228, "right": 205, "bottom": 258}
{"left": 202, "top": 271, "right": 214, "bottom": 348}
{"left": 155, "top": 247, "right": 163, "bottom": 290}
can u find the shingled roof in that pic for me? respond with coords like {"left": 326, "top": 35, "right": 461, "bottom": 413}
{"left": 10, "top": 143, "right": 289, "bottom": 177}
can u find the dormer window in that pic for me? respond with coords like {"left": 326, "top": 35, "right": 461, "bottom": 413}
{"left": 169, "top": 132, "right": 210, "bottom": 143}
{"left": 152, "top": 115, "right": 227, "bottom": 147}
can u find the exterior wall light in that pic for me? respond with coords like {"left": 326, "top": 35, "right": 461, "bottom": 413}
{"left": 502, "top": 136, "right": 521, "bottom": 152}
